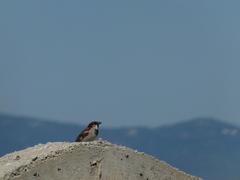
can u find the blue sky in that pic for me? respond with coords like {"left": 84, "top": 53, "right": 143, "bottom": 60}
{"left": 0, "top": 1, "right": 240, "bottom": 127}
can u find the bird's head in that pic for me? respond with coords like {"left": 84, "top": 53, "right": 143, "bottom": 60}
{"left": 88, "top": 121, "right": 102, "bottom": 128}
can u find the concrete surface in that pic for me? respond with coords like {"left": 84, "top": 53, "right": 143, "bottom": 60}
{"left": 0, "top": 140, "right": 202, "bottom": 180}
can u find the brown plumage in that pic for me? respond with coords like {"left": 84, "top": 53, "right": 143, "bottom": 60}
{"left": 75, "top": 121, "right": 101, "bottom": 142}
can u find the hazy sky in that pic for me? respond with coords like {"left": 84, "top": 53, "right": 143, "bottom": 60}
{"left": 0, "top": 1, "right": 240, "bottom": 127}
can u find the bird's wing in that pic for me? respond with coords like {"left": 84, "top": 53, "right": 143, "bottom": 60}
{"left": 75, "top": 127, "right": 90, "bottom": 142}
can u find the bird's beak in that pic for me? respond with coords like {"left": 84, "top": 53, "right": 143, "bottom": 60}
{"left": 98, "top": 121, "right": 102, "bottom": 125}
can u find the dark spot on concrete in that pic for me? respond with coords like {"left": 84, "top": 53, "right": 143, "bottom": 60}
{"left": 14, "top": 155, "right": 21, "bottom": 160}
{"left": 139, "top": 173, "right": 143, "bottom": 177}
{"left": 146, "top": 178, "right": 149, "bottom": 180}
{"left": 57, "top": 168, "right": 61, "bottom": 171}
{"left": 55, "top": 150, "right": 61, "bottom": 154}
{"left": 120, "top": 158, "right": 123, "bottom": 160}
{"left": 125, "top": 154, "right": 129, "bottom": 158}
{"left": 33, "top": 172, "right": 40, "bottom": 177}
{"left": 12, "top": 172, "right": 18, "bottom": 176}
{"left": 32, "top": 156, "right": 38, "bottom": 161}
{"left": 90, "top": 161, "right": 97, "bottom": 167}
{"left": 99, "top": 172, "right": 102, "bottom": 179}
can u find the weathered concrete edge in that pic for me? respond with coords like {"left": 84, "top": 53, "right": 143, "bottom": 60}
{"left": 0, "top": 140, "right": 202, "bottom": 180}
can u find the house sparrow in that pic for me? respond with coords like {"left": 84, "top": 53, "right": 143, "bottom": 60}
{"left": 75, "top": 121, "right": 102, "bottom": 142}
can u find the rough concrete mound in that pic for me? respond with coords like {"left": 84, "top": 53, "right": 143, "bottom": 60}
{"left": 0, "top": 140, "right": 202, "bottom": 180}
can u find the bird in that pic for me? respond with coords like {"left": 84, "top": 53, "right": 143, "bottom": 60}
{"left": 75, "top": 121, "right": 102, "bottom": 142}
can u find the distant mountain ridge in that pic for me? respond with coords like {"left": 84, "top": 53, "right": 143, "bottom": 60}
{"left": 1, "top": 114, "right": 240, "bottom": 180}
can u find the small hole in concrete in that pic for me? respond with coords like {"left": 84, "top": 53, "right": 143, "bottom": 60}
{"left": 33, "top": 172, "right": 40, "bottom": 177}
{"left": 14, "top": 155, "right": 21, "bottom": 160}
{"left": 139, "top": 173, "right": 143, "bottom": 177}
{"left": 90, "top": 161, "right": 97, "bottom": 167}
{"left": 32, "top": 156, "right": 38, "bottom": 161}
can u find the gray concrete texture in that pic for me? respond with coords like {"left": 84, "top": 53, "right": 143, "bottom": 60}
{"left": 0, "top": 140, "right": 202, "bottom": 180}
